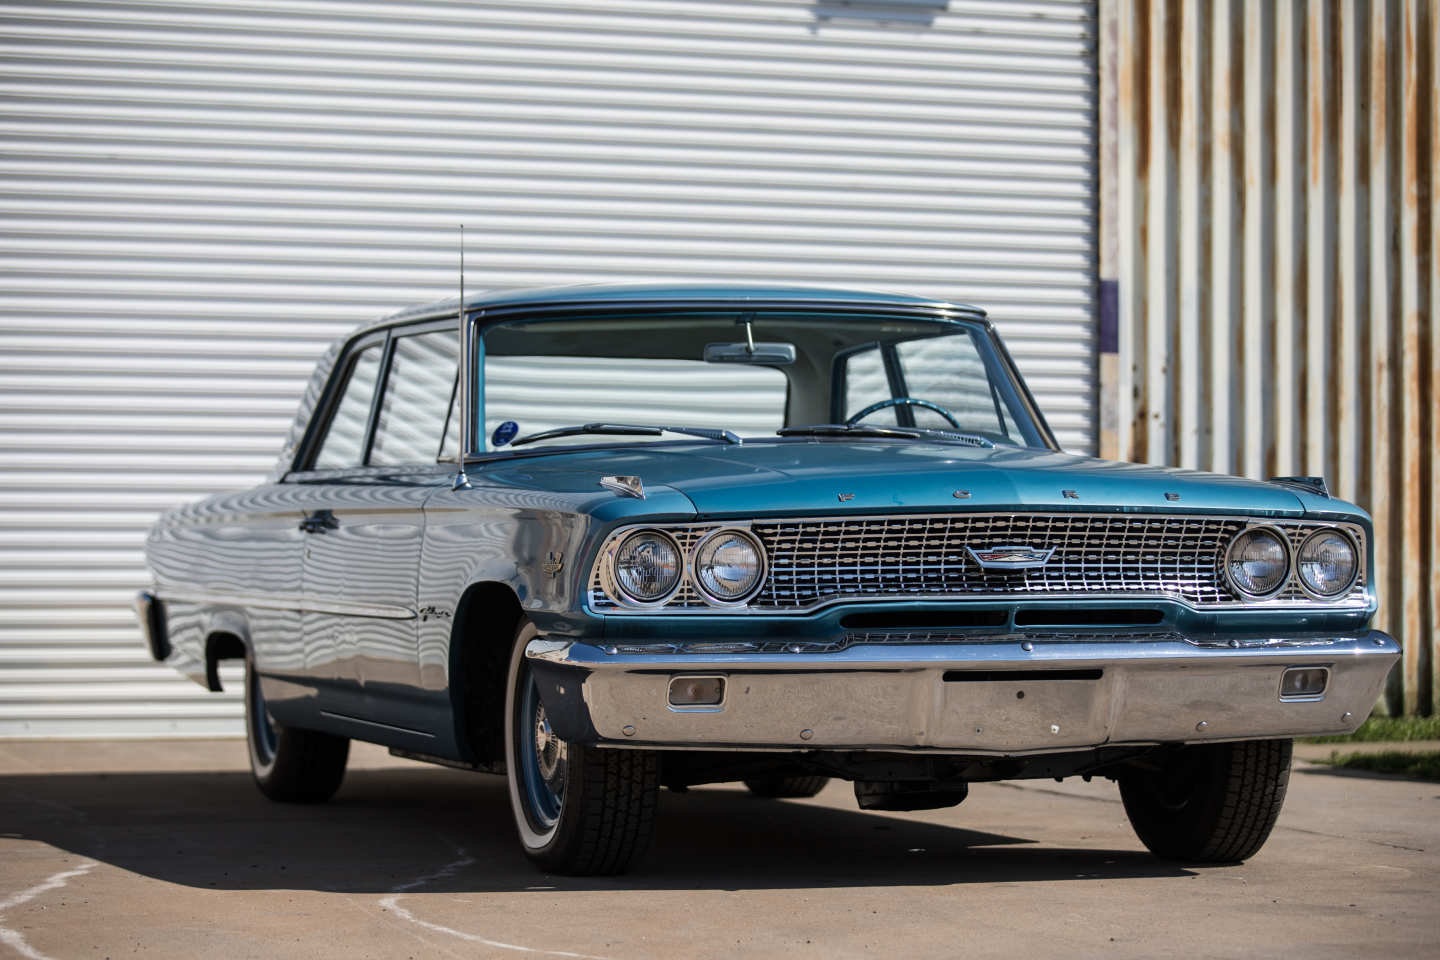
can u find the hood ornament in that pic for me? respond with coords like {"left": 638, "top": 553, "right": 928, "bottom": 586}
{"left": 966, "top": 545, "right": 1056, "bottom": 571}
{"left": 600, "top": 475, "right": 646, "bottom": 500}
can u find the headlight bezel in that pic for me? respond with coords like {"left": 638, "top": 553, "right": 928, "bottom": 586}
{"left": 1223, "top": 524, "right": 1293, "bottom": 601}
{"left": 691, "top": 527, "right": 768, "bottom": 606}
{"left": 609, "top": 528, "right": 685, "bottom": 606}
{"left": 1295, "top": 527, "right": 1360, "bottom": 600}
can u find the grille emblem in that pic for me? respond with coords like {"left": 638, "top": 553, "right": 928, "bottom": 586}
{"left": 966, "top": 545, "right": 1056, "bottom": 570}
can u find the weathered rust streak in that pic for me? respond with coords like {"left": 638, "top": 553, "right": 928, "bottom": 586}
{"left": 1134, "top": 0, "right": 1152, "bottom": 178}
{"left": 1164, "top": 0, "right": 1182, "bottom": 155}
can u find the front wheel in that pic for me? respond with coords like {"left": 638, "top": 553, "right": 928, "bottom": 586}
{"left": 1119, "top": 739, "right": 1292, "bottom": 863}
{"left": 504, "top": 620, "right": 659, "bottom": 875}
{"left": 245, "top": 652, "right": 349, "bottom": 803}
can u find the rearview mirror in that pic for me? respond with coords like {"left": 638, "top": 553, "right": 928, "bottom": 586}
{"left": 703, "top": 342, "right": 797, "bottom": 366}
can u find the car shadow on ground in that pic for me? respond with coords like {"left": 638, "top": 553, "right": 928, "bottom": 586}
{"left": 1291, "top": 759, "right": 1437, "bottom": 785}
{"left": 0, "top": 765, "right": 1192, "bottom": 892}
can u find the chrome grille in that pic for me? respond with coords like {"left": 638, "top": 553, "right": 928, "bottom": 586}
{"left": 589, "top": 513, "right": 1369, "bottom": 613}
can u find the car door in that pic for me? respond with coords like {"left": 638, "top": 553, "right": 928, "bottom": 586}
{"left": 287, "top": 323, "right": 457, "bottom": 741}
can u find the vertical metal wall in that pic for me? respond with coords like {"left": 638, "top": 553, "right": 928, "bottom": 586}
{"left": 1100, "top": 0, "right": 1438, "bottom": 713}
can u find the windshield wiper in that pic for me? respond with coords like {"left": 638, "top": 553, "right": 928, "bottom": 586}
{"left": 509, "top": 422, "right": 742, "bottom": 448}
{"left": 777, "top": 424, "right": 994, "bottom": 448}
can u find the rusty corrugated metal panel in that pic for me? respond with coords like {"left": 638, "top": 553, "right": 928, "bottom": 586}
{"left": 1104, "top": 0, "right": 1437, "bottom": 713}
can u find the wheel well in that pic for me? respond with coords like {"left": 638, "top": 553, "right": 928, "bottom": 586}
{"left": 450, "top": 582, "right": 523, "bottom": 766}
{"left": 204, "top": 631, "right": 246, "bottom": 692}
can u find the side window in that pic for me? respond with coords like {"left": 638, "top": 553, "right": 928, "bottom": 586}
{"left": 841, "top": 345, "right": 897, "bottom": 424}
{"left": 370, "top": 330, "right": 458, "bottom": 465}
{"left": 313, "top": 344, "right": 382, "bottom": 469}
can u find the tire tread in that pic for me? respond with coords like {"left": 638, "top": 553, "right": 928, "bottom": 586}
{"left": 566, "top": 748, "right": 659, "bottom": 875}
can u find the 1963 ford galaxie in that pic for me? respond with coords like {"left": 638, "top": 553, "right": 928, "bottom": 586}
{"left": 137, "top": 284, "right": 1398, "bottom": 875}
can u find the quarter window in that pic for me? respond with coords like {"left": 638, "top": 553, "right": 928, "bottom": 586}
{"left": 313, "top": 344, "right": 382, "bottom": 469}
{"left": 371, "top": 330, "right": 458, "bottom": 465}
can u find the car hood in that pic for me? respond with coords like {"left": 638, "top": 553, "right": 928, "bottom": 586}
{"left": 481, "top": 439, "right": 1314, "bottom": 517}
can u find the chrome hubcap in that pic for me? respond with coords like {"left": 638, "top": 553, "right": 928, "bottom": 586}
{"left": 533, "top": 704, "right": 567, "bottom": 792}
{"left": 517, "top": 672, "right": 567, "bottom": 830}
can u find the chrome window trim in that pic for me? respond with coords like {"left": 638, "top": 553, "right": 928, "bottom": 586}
{"left": 1222, "top": 523, "right": 1294, "bottom": 601}
{"left": 587, "top": 513, "right": 1370, "bottom": 616}
{"left": 153, "top": 587, "right": 416, "bottom": 621}
{"left": 1294, "top": 527, "right": 1362, "bottom": 601}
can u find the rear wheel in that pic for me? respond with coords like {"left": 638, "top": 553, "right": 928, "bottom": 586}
{"left": 744, "top": 776, "right": 831, "bottom": 799}
{"left": 504, "top": 620, "right": 659, "bottom": 875}
{"left": 245, "top": 652, "right": 349, "bottom": 803}
{"left": 1119, "top": 739, "right": 1292, "bottom": 862}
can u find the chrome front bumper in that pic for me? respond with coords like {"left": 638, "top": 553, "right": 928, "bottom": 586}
{"left": 526, "top": 631, "right": 1399, "bottom": 755}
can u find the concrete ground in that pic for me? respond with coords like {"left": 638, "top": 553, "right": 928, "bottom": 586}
{"left": 0, "top": 740, "right": 1434, "bottom": 960}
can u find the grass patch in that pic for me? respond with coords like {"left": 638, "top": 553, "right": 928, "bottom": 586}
{"left": 1314, "top": 750, "right": 1440, "bottom": 782}
{"left": 1300, "top": 714, "right": 1440, "bottom": 744}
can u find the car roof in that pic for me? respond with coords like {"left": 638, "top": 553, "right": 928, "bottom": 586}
{"left": 360, "top": 282, "right": 988, "bottom": 332}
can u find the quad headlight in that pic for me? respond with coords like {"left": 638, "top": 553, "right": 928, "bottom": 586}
{"left": 1225, "top": 526, "right": 1291, "bottom": 599}
{"left": 693, "top": 529, "right": 766, "bottom": 604}
{"left": 1297, "top": 529, "right": 1359, "bottom": 598}
{"left": 603, "top": 525, "right": 768, "bottom": 607}
{"left": 613, "top": 530, "right": 682, "bottom": 603}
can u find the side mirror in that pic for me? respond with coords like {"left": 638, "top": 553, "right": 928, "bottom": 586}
{"left": 703, "top": 341, "right": 797, "bottom": 366}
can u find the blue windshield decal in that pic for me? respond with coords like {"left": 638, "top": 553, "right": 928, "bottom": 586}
{"left": 492, "top": 420, "right": 519, "bottom": 447}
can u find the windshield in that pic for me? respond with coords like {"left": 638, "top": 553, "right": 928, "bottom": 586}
{"left": 463, "top": 310, "right": 1052, "bottom": 452}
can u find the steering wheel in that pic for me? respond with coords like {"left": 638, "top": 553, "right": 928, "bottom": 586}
{"left": 846, "top": 397, "right": 963, "bottom": 430}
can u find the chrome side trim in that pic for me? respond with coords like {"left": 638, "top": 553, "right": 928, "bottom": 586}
{"left": 154, "top": 587, "right": 416, "bottom": 621}
{"left": 320, "top": 711, "right": 436, "bottom": 738}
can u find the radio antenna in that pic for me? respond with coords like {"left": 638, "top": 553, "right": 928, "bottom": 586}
{"left": 453, "top": 224, "right": 472, "bottom": 490}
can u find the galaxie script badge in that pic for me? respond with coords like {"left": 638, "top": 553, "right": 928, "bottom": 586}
{"left": 965, "top": 544, "right": 1056, "bottom": 570}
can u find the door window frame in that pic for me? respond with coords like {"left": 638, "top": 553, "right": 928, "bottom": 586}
{"left": 288, "top": 318, "right": 460, "bottom": 478}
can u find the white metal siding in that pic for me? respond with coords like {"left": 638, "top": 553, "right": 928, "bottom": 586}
{"left": 0, "top": 0, "right": 1098, "bottom": 737}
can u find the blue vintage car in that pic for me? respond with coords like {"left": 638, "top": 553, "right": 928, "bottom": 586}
{"left": 138, "top": 284, "right": 1397, "bottom": 875}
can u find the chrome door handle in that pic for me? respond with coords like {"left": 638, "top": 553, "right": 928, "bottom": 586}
{"left": 298, "top": 511, "right": 338, "bottom": 533}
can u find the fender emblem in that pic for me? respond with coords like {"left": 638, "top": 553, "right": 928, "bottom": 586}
{"left": 541, "top": 551, "right": 564, "bottom": 576}
{"left": 837, "top": 493, "right": 855, "bottom": 502}
{"left": 966, "top": 545, "right": 1056, "bottom": 570}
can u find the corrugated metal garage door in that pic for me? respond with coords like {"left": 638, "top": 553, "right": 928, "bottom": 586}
{"left": 0, "top": 0, "right": 1098, "bottom": 737}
